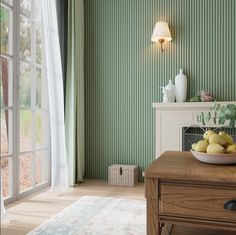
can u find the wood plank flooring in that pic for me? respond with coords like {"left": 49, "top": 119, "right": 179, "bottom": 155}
{"left": 1, "top": 180, "right": 144, "bottom": 235}
{"left": 1, "top": 180, "right": 234, "bottom": 235}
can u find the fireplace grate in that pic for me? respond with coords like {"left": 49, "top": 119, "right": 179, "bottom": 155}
{"left": 182, "top": 126, "right": 236, "bottom": 151}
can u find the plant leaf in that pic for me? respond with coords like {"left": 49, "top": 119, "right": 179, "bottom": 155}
{"left": 229, "top": 120, "right": 235, "bottom": 128}
{"left": 197, "top": 115, "right": 201, "bottom": 123}
{"left": 215, "top": 103, "right": 220, "bottom": 111}
{"left": 213, "top": 111, "right": 217, "bottom": 124}
{"left": 212, "top": 102, "right": 220, "bottom": 111}
{"left": 205, "top": 112, "right": 211, "bottom": 122}
{"left": 218, "top": 116, "right": 226, "bottom": 125}
{"left": 201, "top": 112, "right": 205, "bottom": 126}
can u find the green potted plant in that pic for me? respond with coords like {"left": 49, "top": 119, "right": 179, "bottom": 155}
{"left": 199, "top": 103, "right": 236, "bottom": 128}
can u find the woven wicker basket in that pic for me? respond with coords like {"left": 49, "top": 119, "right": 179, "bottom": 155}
{"left": 108, "top": 164, "right": 138, "bottom": 186}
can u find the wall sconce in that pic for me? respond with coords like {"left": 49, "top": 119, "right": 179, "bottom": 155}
{"left": 151, "top": 21, "right": 172, "bottom": 52}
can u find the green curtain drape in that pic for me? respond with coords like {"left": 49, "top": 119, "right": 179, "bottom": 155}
{"left": 65, "top": 0, "right": 85, "bottom": 185}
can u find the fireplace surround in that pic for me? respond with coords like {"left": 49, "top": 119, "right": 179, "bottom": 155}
{"left": 152, "top": 102, "right": 236, "bottom": 158}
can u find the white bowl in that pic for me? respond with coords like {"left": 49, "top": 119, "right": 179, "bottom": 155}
{"left": 190, "top": 150, "right": 236, "bottom": 165}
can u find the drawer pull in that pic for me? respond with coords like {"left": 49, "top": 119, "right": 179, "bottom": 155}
{"left": 224, "top": 200, "right": 236, "bottom": 211}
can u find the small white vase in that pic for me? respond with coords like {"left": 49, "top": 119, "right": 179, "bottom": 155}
{"left": 175, "top": 68, "right": 187, "bottom": 102}
{"left": 165, "top": 80, "right": 175, "bottom": 102}
{"left": 162, "top": 87, "right": 169, "bottom": 103}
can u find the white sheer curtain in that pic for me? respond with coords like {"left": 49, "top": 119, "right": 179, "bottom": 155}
{"left": 1, "top": 180, "right": 6, "bottom": 220}
{"left": 41, "top": 0, "right": 69, "bottom": 191}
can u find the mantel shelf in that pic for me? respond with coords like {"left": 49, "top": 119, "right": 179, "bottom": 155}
{"left": 152, "top": 101, "right": 236, "bottom": 111}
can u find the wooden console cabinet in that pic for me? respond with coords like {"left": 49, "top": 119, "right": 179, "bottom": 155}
{"left": 145, "top": 151, "right": 236, "bottom": 235}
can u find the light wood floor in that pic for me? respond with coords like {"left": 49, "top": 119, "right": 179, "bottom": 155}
{"left": 1, "top": 180, "right": 144, "bottom": 235}
{"left": 1, "top": 180, "right": 235, "bottom": 235}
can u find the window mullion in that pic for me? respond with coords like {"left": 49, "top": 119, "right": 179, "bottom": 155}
{"left": 12, "top": 0, "right": 20, "bottom": 201}
{"left": 31, "top": 0, "right": 36, "bottom": 189}
{"left": 1, "top": 1, "right": 12, "bottom": 9}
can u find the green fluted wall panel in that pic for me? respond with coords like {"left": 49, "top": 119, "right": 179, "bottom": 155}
{"left": 84, "top": 0, "right": 236, "bottom": 181}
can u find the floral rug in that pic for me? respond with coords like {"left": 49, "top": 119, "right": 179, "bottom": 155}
{"left": 27, "top": 196, "right": 146, "bottom": 235}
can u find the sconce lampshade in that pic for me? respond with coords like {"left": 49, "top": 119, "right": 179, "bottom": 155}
{"left": 151, "top": 21, "right": 172, "bottom": 43}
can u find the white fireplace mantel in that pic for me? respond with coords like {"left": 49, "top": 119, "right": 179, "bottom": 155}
{"left": 152, "top": 101, "right": 236, "bottom": 158}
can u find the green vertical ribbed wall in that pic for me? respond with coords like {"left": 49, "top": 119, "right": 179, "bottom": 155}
{"left": 84, "top": 0, "right": 236, "bottom": 181}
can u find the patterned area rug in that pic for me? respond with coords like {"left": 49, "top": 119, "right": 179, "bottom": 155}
{"left": 27, "top": 196, "right": 146, "bottom": 235}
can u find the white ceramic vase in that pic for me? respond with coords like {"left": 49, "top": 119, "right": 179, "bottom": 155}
{"left": 162, "top": 87, "right": 169, "bottom": 103}
{"left": 165, "top": 80, "right": 175, "bottom": 102}
{"left": 175, "top": 68, "right": 187, "bottom": 102}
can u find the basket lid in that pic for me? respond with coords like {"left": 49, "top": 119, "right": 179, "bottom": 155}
{"left": 109, "top": 164, "right": 138, "bottom": 170}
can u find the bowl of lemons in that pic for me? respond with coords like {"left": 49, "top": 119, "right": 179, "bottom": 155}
{"left": 191, "top": 130, "right": 236, "bottom": 164}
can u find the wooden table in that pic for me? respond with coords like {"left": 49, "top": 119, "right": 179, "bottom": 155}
{"left": 145, "top": 151, "right": 236, "bottom": 235}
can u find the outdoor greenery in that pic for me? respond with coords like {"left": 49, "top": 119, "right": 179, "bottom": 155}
{"left": 19, "top": 63, "right": 31, "bottom": 108}
{"left": 20, "top": 110, "right": 42, "bottom": 145}
{"left": 0, "top": 6, "right": 8, "bottom": 53}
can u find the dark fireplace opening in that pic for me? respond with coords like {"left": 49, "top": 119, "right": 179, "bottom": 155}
{"left": 182, "top": 126, "right": 236, "bottom": 151}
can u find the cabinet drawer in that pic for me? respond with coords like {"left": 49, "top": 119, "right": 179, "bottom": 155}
{"left": 160, "top": 184, "right": 236, "bottom": 222}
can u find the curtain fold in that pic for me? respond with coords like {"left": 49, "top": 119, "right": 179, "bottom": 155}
{"left": 41, "top": 0, "right": 69, "bottom": 191}
{"left": 1, "top": 180, "right": 6, "bottom": 220}
{"left": 65, "top": 0, "right": 85, "bottom": 185}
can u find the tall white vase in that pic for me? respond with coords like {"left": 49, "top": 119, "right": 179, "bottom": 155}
{"left": 175, "top": 68, "right": 187, "bottom": 102}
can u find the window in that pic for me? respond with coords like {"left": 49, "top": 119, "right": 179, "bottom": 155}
{"left": 0, "top": 0, "right": 50, "bottom": 203}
